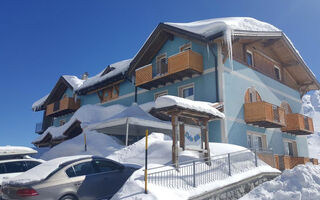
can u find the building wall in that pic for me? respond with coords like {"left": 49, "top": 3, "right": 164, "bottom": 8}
{"left": 223, "top": 57, "right": 308, "bottom": 157}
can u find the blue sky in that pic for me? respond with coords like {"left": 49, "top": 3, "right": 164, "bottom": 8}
{"left": 0, "top": 0, "right": 319, "bottom": 147}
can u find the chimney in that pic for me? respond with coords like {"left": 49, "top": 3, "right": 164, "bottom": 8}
{"left": 82, "top": 72, "right": 89, "bottom": 80}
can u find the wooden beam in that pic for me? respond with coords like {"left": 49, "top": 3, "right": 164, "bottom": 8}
{"left": 263, "top": 39, "right": 280, "bottom": 47}
{"left": 282, "top": 61, "right": 300, "bottom": 68}
{"left": 202, "top": 120, "right": 211, "bottom": 165}
{"left": 179, "top": 123, "right": 185, "bottom": 150}
{"left": 171, "top": 115, "right": 179, "bottom": 168}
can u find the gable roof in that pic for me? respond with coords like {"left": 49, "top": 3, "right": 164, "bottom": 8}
{"left": 76, "top": 59, "right": 132, "bottom": 95}
{"left": 32, "top": 76, "right": 84, "bottom": 111}
{"left": 128, "top": 17, "right": 319, "bottom": 92}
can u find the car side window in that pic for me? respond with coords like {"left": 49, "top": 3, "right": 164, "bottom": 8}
{"left": 0, "top": 163, "right": 6, "bottom": 174}
{"left": 71, "top": 161, "right": 97, "bottom": 177}
{"left": 93, "top": 160, "right": 122, "bottom": 173}
{"left": 25, "top": 161, "right": 41, "bottom": 170}
{"left": 65, "top": 167, "right": 76, "bottom": 178}
{"left": 4, "top": 161, "right": 27, "bottom": 173}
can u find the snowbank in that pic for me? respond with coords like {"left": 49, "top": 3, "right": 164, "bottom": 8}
{"left": 40, "top": 130, "right": 123, "bottom": 160}
{"left": 5, "top": 155, "right": 91, "bottom": 185}
{"left": 31, "top": 94, "right": 49, "bottom": 111}
{"left": 33, "top": 104, "right": 126, "bottom": 144}
{"left": 240, "top": 163, "right": 320, "bottom": 200}
{"left": 0, "top": 146, "right": 37, "bottom": 156}
{"left": 155, "top": 95, "right": 225, "bottom": 119}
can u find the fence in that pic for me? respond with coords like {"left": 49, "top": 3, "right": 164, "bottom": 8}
{"left": 147, "top": 149, "right": 270, "bottom": 189}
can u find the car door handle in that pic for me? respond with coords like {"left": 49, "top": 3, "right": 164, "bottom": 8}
{"left": 74, "top": 182, "right": 82, "bottom": 186}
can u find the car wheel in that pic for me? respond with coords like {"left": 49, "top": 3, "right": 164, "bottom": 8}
{"left": 59, "top": 194, "right": 78, "bottom": 200}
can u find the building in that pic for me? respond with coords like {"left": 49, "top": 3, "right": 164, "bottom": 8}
{"left": 32, "top": 17, "right": 319, "bottom": 169}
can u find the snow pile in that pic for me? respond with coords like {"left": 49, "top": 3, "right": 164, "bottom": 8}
{"left": 241, "top": 163, "right": 320, "bottom": 200}
{"left": 40, "top": 130, "right": 123, "bottom": 160}
{"left": 33, "top": 104, "right": 126, "bottom": 143}
{"left": 4, "top": 155, "right": 91, "bottom": 185}
{"left": 155, "top": 95, "right": 225, "bottom": 119}
{"left": 0, "top": 146, "right": 37, "bottom": 156}
{"left": 302, "top": 91, "right": 320, "bottom": 160}
{"left": 77, "top": 59, "right": 131, "bottom": 92}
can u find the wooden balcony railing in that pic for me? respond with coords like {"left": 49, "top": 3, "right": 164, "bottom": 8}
{"left": 135, "top": 50, "right": 203, "bottom": 89}
{"left": 46, "top": 97, "right": 80, "bottom": 117}
{"left": 244, "top": 101, "right": 286, "bottom": 128}
{"left": 281, "top": 113, "right": 314, "bottom": 135}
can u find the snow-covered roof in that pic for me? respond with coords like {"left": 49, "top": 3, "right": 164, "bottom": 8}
{"left": 155, "top": 95, "right": 225, "bottom": 119}
{"left": 33, "top": 104, "right": 127, "bottom": 144}
{"left": 92, "top": 103, "right": 172, "bottom": 131}
{"left": 32, "top": 94, "right": 49, "bottom": 111}
{"left": 5, "top": 155, "right": 92, "bottom": 185}
{"left": 76, "top": 59, "right": 132, "bottom": 93}
{"left": 165, "top": 17, "right": 281, "bottom": 38}
{"left": 0, "top": 146, "right": 37, "bottom": 157}
{"left": 62, "top": 75, "right": 85, "bottom": 90}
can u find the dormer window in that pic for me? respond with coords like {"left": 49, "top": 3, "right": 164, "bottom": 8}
{"left": 246, "top": 50, "right": 254, "bottom": 67}
{"left": 274, "top": 65, "right": 281, "bottom": 81}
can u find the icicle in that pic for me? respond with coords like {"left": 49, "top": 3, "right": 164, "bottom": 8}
{"left": 224, "top": 28, "right": 234, "bottom": 71}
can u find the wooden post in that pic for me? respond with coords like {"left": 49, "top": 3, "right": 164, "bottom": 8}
{"left": 125, "top": 118, "right": 129, "bottom": 146}
{"left": 144, "top": 129, "right": 148, "bottom": 194}
{"left": 171, "top": 115, "right": 179, "bottom": 168}
{"left": 202, "top": 120, "right": 211, "bottom": 165}
{"left": 179, "top": 123, "right": 185, "bottom": 150}
{"left": 84, "top": 132, "right": 87, "bottom": 152}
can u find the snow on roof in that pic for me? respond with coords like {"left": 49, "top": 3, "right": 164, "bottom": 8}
{"left": 62, "top": 75, "right": 85, "bottom": 90}
{"left": 165, "top": 17, "right": 280, "bottom": 38}
{"left": 39, "top": 130, "right": 123, "bottom": 161}
{"left": 155, "top": 95, "right": 225, "bottom": 119}
{"left": 31, "top": 94, "right": 49, "bottom": 111}
{"left": 33, "top": 104, "right": 127, "bottom": 144}
{"left": 5, "top": 155, "right": 91, "bottom": 185}
{"left": 0, "top": 146, "right": 37, "bottom": 156}
{"left": 77, "top": 59, "right": 132, "bottom": 92}
{"left": 241, "top": 163, "right": 320, "bottom": 200}
{"left": 92, "top": 103, "right": 172, "bottom": 131}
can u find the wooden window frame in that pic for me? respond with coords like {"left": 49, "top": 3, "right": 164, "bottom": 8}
{"left": 180, "top": 43, "right": 192, "bottom": 52}
{"left": 274, "top": 65, "right": 281, "bottom": 81}
{"left": 246, "top": 50, "right": 254, "bottom": 67}
{"left": 154, "top": 90, "right": 168, "bottom": 100}
{"left": 283, "top": 139, "right": 298, "bottom": 157}
{"left": 247, "top": 131, "right": 267, "bottom": 151}
{"left": 178, "top": 83, "right": 195, "bottom": 100}
{"left": 59, "top": 119, "right": 66, "bottom": 126}
{"left": 156, "top": 53, "right": 168, "bottom": 76}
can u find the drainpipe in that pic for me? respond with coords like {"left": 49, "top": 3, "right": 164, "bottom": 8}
{"left": 217, "top": 41, "right": 228, "bottom": 143}
{"left": 134, "top": 86, "right": 138, "bottom": 103}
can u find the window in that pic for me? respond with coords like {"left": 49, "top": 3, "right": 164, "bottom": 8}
{"left": 154, "top": 90, "right": 168, "bottom": 100}
{"left": 246, "top": 50, "right": 254, "bottom": 67}
{"left": 284, "top": 140, "right": 297, "bottom": 156}
{"left": 249, "top": 88, "right": 257, "bottom": 103}
{"left": 247, "top": 132, "right": 266, "bottom": 151}
{"left": 59, "top": 120, "right": 66, "bottom": 126}
{"left": 25, "top": 161, "right": 41, "bottom": 170}
{"left": 65, "top": 167, "right": 76, "bottom": 178}
{"left": 274, "top": 65, "right": 281, "bottom": 80}
{"left": 179, "top": 84, "right": 194, "bottom": 100}
{"left": 72, "top": 161, "right": 97, "bottom": 177}
{"left": 93, "top": 159, "right": 123, "bottom": 173}
{"left": 156, "top": 54, "right": 168, "bottom": 76}
{"left": 180, "top": 43, "right": 191, "bottom": 52}
{"left": 4, "top": 161, "right": 27, "bottom": 173}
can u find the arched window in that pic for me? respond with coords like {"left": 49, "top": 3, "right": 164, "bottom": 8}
{"left": 281, "top": 102, "right": 292, "bottom": 114}
{"left": 245, "top": 87, "right": 262, "bottom": 103}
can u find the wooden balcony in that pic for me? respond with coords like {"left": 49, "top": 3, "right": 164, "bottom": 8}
{"left": 244, "top": 101, "right": 286, "bottom": 128}
{"left": 281, "top": 113, "right": 314, "bottom": 135}
{"left": 46, "top": 97, "right": 80, "bottom": 117}
{"left": 135, "top": 50, "right": 203, "bottom": 89}
{"left": 275, "top": 155, "right": 315, "bottom": 170}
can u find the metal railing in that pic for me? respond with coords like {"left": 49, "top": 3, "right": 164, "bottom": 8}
{"left": 147, "top": 149, "right": 269, "bottom": 189}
